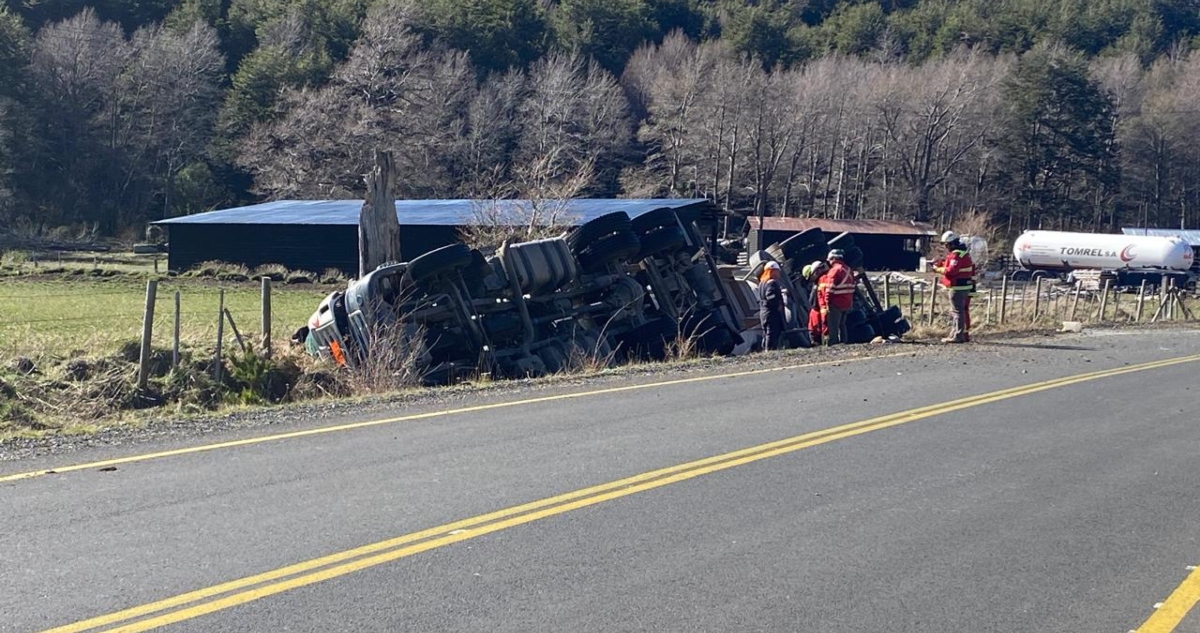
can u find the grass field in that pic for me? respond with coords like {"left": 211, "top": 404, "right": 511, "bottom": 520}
{"left": 0, "top": 276, "right": 329, "bottom": 362}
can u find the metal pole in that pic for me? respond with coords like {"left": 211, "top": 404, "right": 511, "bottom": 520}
{"left": 908, "top": 282, "right": 915, "bottom": 318}
{"left": 137, "top": 279, "right": 158, "bottom": 390}
{"left": 986, "top": 288, "right": 994, "bottom": 325}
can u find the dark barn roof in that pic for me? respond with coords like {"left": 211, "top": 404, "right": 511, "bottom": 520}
{"left": 154, "top": 198, "right": 716, "bottom": 274}
{"left": 154, "top": 198, "right": 714, "bottom": 227}
{"left": 746, "top": 216, "right": 934, "bottom": 271}
{"left": 748, "top": 216, "right": 937, "bottom": 236}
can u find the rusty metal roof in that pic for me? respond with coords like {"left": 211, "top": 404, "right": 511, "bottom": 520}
{"left": 749, "top": 217, "right": 938, "bottom": 236}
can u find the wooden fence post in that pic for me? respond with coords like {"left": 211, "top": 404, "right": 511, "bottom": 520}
{"left": 1034, "top": 277, "right": 1043, "bottom": 318}
{"left": 928, "top": 284, "right": 937, "bottom": 326}
{"left": 137, "top": 279, "right": 158, "bottom": 390}
{"left": 986, "top": 288, "right": 995, "bottom": 325}
{"left": 1070, "top": 281, "right": 1082, "bottom": 321}
{"left": 261, "top": 277, "right": 273, "bottom": 359}
{"left": 172, "top": 290, "right": 180, "bottom": 370}
{"left": 1136, "top": 280, "right": 1147, "bottom": 322}
{"left": 883, "top": 276, "right": 891, "bottom": 308}
{"left": 908, "top": 282, "right": 915, "bottom": 319}
{"left": 1098, "top": 279, "right": 1111, "bottom": 321}
{"left": 215, "top": 288, "right": 225, "bottom": 383}
{"left": 1000, "top": 275, "right": 1008, "bottom": 325}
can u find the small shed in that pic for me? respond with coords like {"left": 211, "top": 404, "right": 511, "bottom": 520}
{"left": 747, "top": 217, "right": 937, "bottom": 271}
{"left": 154, "top": 198, "right": 717, "bottom": 274}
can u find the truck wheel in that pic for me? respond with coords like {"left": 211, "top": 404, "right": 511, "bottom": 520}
{"left": 406, "top": 243, "right": 474, "bottom": 285}
{"left": 780, "top": 228, "right": 826, "bottom": 259}
{"left": 844, "top": 245, "right": 865, "bottom": 268}
{"left": 630, "top": 208, "right": 681, "bottom": 235}
{"left": 848, "top": 323, "right": 875, "bottom": 344}
{"left": 577, "top": 230, "right": 641, "bottom": 272}
{"left": 636, "top": 225, "right": 687, "bottom": 259}
{"left": 568, "top": 212, "right": 633, "bottom": 252}
{"left": 846, "top": 308, "right": 869, "bottom": 327}
{"left": 618, "top": 317, "right": 677, "bottom": 361}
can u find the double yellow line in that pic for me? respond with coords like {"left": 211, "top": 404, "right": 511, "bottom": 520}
{"left": 35, "top": 353, "right": 1200, "bottom": 633}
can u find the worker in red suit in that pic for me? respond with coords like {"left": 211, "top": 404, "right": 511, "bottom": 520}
{"left": 818, "top": 249, "right": 856, "bottom": 345}
{"left": 934, "top": 230, "right": 976, "bottom": 343}
{"left": 802, "top": 260, "right": 828, "bottom": 345}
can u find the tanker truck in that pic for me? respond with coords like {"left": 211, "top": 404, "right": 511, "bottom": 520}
{"left": 1011, "top": 230, "right": 1195, "bottom": 287}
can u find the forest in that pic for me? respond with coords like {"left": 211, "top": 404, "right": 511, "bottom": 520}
{"left": 2, "top": 0, "right": 1200, "bottom": 241}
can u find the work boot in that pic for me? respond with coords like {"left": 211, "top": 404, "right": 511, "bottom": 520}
{"left": 963, "top": 333, "right": 971, "bottom": 343}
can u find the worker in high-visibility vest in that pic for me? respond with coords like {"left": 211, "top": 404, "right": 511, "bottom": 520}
{"left": 801, "top": 260, "right": 829, "bottom": 345}
{"left": 934, "top": 230, "right": 976, "bottom": 343}
{"left": 818, "top": 250, "right": 856, "bottom": 345}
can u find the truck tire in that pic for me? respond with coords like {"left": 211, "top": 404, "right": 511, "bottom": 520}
{"left": 780, "top": 228, "right": 826, "bottom": 259}
{"left": 568, "top": 212, "right": 632, "bottom": 252}
{"left": 406, "top": 243, "right": 473, "bottom": 285}
{"left": 617, "top": 317, "right": 677, "bottom": 361}
{"left": 636, "top": 225, "right": 687, "bottom": 260}
{"left": 630, "top": 208, "right": 681, "bottom": 235}
{"left": 848, "top": 322, "right": 875, "bottom": 344}
{"left": 577, "top": 230, "right": 641, "bottom": 273}
{"left": 844, "top": 245, "right": 865, "bottom": 268}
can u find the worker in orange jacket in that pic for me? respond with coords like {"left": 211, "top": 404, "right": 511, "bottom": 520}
{"left": 818, "top": 249, "right": 856, "bottom": 345}
{"left": 757, "top": 261, "right": 788, "bottom": 351}
{"left": 933, "top": 230, "right": 976, "bottom": 343}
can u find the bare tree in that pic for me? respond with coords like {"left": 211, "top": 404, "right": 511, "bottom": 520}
{"left": 30, "top": 9, "right": 131, "bottom": 227}
{"left": 873, "top": 49, "right": 1004, "bottom": 223}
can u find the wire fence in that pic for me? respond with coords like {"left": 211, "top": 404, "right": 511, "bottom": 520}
{"left": 875, "top": 274, "right": 1198, "bottom": 331}
{"left": 0, "top": 280, "right": 328, "bottom": 360}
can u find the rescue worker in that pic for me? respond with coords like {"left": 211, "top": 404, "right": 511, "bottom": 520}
{"left": 801, "top": 260, "right": 828, "bottom": 346}
{"left": 757, "top": 261, "right": 788, "bottom": 351}
{"left": 933, "top": 230, "right": 976, "bottom": 343}
{"left": 818, "top": 249, "right": 856, "bottom": 345}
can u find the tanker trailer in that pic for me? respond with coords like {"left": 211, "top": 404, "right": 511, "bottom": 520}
{"left": 1011, "top": 230, "right": 1194, "bottom": 286}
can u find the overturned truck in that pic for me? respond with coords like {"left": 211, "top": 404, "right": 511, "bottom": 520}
{"left": 303, "top": 207, "right": 912, "bottom": 383}
{"left": 306, "top": 205, "right": 746, "bottom": 382}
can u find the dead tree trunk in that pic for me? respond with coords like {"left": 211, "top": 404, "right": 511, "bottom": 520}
{"left": 359, "top": 150, "right": 402, "bottom": 278}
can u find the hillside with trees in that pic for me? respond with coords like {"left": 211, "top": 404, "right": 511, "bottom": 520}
{"left": 3, "top": 0, "right": 1200, "bottom": 241}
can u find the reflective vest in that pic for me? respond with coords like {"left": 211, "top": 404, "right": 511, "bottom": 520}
{"left": 818, "top": 262, "right": 856, "bottom": 310}
{"left": 938, "top": 249, "right": 975, "bottom": 291}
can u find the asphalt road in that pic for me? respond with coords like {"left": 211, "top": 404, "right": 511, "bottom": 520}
{"left": 3, "top": 329, "right": 1200, "bottom": 633}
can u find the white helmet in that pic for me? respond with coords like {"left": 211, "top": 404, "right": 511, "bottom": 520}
{"left": 940, "top": 230, "right": 959, "bottom": 244}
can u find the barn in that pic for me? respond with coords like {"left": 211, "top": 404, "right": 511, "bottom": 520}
{"left": 154, "top": 198, "right": 718, "bottom": 274}
{"left": 747, "top": 217, "right": 938, "bottom": 271}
